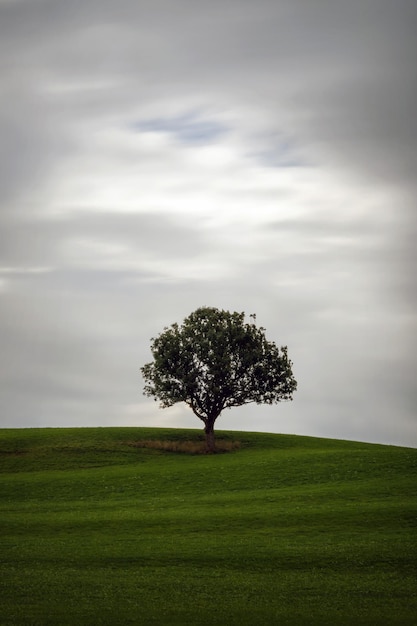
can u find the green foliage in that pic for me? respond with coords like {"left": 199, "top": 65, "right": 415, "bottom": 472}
{"left": 141, "top": 307, "right": 297, "bottom": 448}
{"left": 0, "top": 427, "right": 416, "bottom": 625}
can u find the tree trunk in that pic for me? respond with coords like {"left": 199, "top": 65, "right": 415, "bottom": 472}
{"left": 204, "top": 422, "right": 216, "bottom": 453}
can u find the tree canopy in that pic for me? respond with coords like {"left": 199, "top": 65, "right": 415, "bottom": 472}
{"left": 141, "top": 307, "right": 297, "bottom": 452}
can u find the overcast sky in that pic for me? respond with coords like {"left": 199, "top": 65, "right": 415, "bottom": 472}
{"left": 1, "top": 0, "right": 416, "bottom": 447}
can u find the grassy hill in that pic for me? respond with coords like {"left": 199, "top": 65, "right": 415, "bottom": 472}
{"left": 0, "top": 427, "right": 416, "bottom": 625}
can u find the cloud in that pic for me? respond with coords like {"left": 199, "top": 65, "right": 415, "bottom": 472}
{"left": 0, "top": 0, "right": 415, "bottom": 446}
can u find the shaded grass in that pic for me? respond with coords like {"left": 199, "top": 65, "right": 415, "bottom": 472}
{"left": 127, "top": 438, "right": 241, "bottom": 454}
{"left": 0, "top": 427, "right": 416, "bottom": 625}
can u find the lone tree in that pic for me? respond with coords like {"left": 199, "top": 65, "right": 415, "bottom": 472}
{"left": 141, "top": 307, "right": 297, "bottom": 452}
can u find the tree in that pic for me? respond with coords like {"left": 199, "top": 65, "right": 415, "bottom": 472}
{"left": 141, "top": 307, "right": 297, "bottom": 452}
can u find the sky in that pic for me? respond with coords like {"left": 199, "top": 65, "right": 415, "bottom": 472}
{"left": 0, "top": 0, "right": 416, "bottom": 447}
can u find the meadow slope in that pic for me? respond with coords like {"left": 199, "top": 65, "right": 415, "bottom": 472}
{"left": 0, "top": 427, "right": 416, "bottom": 625}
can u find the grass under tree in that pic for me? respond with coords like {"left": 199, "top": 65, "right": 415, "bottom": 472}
{"left": 0, "top": 427, "right": 416, "bottom": 625}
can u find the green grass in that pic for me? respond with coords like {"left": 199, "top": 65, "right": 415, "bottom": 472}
{"left": 0, "top": 427, "right": 416, "bottom": 625}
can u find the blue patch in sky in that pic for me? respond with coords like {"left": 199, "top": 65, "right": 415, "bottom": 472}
{"left": 250, "top": 136, "right": 306, "bottom": 169}
{"left": 253, "top": 149, "right": 305, "bottom": 168}
{"left": 132, "top": 113, "right": 228, "bottom": 144}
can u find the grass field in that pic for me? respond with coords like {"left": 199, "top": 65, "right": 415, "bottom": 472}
{"left": 0, "top": 427, "right": 416, "bottom": 625}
